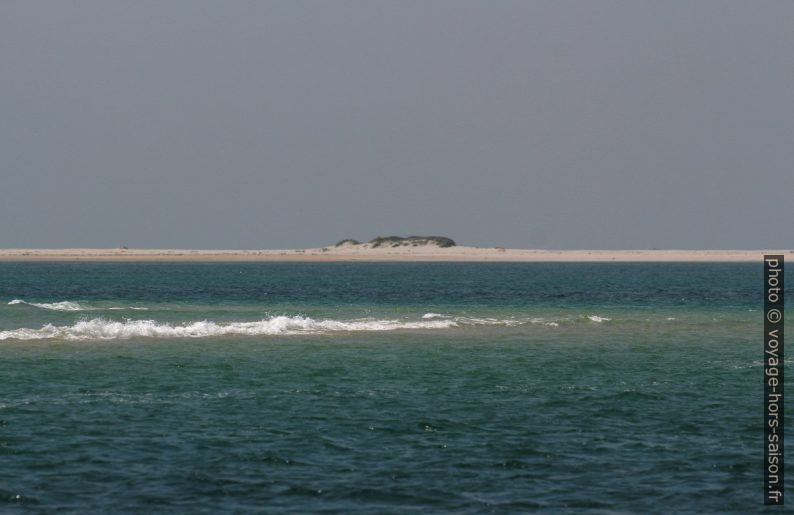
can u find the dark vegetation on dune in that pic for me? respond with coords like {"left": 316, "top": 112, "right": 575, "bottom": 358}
{"left": 334, "top": 239, "right": 361, "bottom": 247}
{"left": 335, "top": 236, "right": 457, "bottom": 248}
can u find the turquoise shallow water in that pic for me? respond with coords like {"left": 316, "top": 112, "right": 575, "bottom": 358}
{"left": 0, "top": 262, "right": 786, "bottom": 512}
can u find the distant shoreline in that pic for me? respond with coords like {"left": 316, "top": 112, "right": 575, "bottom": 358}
{"left": 0, "top": 248, "right": 785, "bottom": 262}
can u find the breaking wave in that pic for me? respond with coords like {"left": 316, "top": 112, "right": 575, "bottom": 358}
{"left": 8, "top": 299, "right": 148, "bottom": 312}
{"left": 0, "top": 315, "right": 562, "bottom": 341}
{"left": 8, "top": 299, "right": 85, "bottom": 311}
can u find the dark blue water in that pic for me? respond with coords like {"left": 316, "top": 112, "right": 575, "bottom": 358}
{"left": 0, "top": 262, "right": 786, "bottom": 512}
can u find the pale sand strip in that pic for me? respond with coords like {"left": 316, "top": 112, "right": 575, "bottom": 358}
{"left": 0, "top": 248, "right": 787, "bottom": 262}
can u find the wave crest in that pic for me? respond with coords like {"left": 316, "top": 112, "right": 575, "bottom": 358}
{"left": 0, "top": 314, "right": 568, "bottom": 341}
{"left": 8, "top": 299, "right": 148, "bottom": 312}
{"left": 0, "top": 316, "right": 460, "bottom": 341}
{"left": 8, "top": 299, "right": 85, "bottom": 311}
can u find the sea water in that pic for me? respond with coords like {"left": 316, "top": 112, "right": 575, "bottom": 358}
{"left": 0, "top": 262, "right": 784, "bottom": 512}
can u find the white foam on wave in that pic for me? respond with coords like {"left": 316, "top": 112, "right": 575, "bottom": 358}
{"left": 0, "top": 314, "right": 567, "bottom": 341}
{"left": 587, "top": 315, "right": 611, "bottom": 323}
{"left": 8, "top": 299, "right": 148, "bottom": 312}
{"left": 8, "top": 299, "right": 85, "bottom": 311}
{"left": 432, "top": 315, "right": 558, "bottom": 327}
{"left": 0, "top": 316, "right": 459, "bottom": 341}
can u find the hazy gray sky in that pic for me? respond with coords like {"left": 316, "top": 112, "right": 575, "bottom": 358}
{"left": 1, "top": 1, "right": 792, "bottom": 249}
